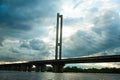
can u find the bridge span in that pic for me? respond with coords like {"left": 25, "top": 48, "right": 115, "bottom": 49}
{"left": 0, "top": 13, "right": 120, "bottom": 72}
{"left": 0, "top": 55, "right": 120, "bottom": 72}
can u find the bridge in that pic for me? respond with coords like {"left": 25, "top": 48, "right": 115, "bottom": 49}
{"left": 0, "top": 13, "right": 120, "bottom": 73}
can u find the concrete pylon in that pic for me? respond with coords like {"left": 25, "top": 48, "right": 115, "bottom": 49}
{"left": 55, "top": 13, "right": 63, "bottom": 60}
{"left": 27, "top": 65, "right": 32, "bottom": 72}
{"left": 52, "top": 63, "right": 65, "bottom": 73}
{"left": 35, "top": 64, "right": 46, "bottom": 72}
{"left": 54, "top": 13, "right": 65, "bottom": 73}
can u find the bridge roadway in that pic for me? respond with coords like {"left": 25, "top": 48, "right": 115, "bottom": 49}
{"left": 0, "top": 55, "right": 120, "bottom": 72}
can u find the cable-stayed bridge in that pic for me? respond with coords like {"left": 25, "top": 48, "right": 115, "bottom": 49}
{"left": 0, "top": 13, "right": 120, "bottom": 73}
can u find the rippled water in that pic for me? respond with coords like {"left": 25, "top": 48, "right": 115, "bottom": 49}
{"left": 0, "top": 71, "right": 120, "bottom": 80}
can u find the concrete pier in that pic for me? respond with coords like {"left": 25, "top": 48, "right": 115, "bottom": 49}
{"left": 35, "top": 64, "right": 46, "bottom": 72}
{"left": 52, "top": 63, "right": 65, "bottom": 73}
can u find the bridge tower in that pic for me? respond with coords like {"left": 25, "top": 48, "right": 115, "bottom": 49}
{"left": 55, "top": 13, "right": 63, "bottom": 60}
{"left": 53, "top": 13, "right": 64, "bottom": 73}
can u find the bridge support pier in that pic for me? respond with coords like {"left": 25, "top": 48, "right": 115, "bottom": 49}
{"left": 19, "top": 65, "right": 28, "bottom": 71}
{"left": 52, "top": 63, "right": 65, "bottom": 73}
{"left": 35, "top": 64, "right": 46, "bottom": 72}
{"left": 23, "top": 65, "right": 28, "bottom": 71}
{"left": 27, "top": 65, "right": 33, "bottom": 72}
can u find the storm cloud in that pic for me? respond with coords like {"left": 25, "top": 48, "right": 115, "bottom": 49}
{"left": 63, "top": 7, "right": 120, "bottom": 57}
{"left": 0, "top": 0, "right": 60, "bottom": 45}
{"left": 0, "top": 0, "right": 120, "bottom": 68}
{"left": 0, "top": 0, "right": 61, "bottom": 61}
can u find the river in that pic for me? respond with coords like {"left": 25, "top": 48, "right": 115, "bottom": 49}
{"left": 0, "top": 71, "right": 120, "bottom": 80}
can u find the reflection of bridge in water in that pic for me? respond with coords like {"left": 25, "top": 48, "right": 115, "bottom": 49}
{"left": 0, "top": 13, "right": 120, "bottom": 73}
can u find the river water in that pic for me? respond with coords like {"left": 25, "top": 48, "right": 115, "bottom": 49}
{"left": 0, "top": 71, "right": 120, "bottom": 80}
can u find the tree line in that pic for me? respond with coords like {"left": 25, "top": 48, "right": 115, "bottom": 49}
{"left": 47, "top": 66, "right": 120, "bottom": 73}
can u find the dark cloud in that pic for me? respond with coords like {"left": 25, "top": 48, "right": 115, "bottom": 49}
{"left": 0, "top": 0, "right": 60, "bottom": 44}
{"left": 63, "top": 31, "right": 103, "bottom": 57}
{"left": 0, "top": 56, "right": 17, "bottom": 61}
{"left": 20, "top": 40, "right": 30, "bottom": 49}
{"left": 0, "top": 0, "right": 120, "bottom": 64}
{"left": 29, "top": 39, "right": 50, "bottom": 57}
{"left": 0, "top": 38, "right": 50, "bottom": 61}
{"left": 19, "top": 39, "right": 50, "bottom": 59}
{"left": 92, "top": 11, "right": 120, "bottom": 50}
{"left": 20, "top": 39, "right": 48, "bottom": 51}
{"left": 29, "top": 39, "right": 46, "bottom": 50}
{"left": 0, "top": 0, "right": 61, "bottom": 61}
{"left": 63, "top": 10, "right": 120, "bottom": 57}
{"left": 10, "top": 48, "right": 20, "bottom": 54}
{"left": 0, "top": 49, "right": 21, "bottom": 61}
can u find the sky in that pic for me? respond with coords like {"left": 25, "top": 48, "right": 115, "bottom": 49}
{"left": 0, "top": 0, "right": 120, "bottom": 68}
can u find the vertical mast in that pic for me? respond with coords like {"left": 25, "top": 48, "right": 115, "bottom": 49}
{"left": 55, "top": 13, "right": 63, "bottom": 60}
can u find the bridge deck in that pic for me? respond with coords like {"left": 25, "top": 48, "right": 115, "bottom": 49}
{"left": 0, "top": 55, "right": 120, "bottom": 66}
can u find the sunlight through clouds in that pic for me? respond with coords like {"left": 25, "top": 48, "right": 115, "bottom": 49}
{"left": 0, "top": 0, "right": 120, "bottom": 68}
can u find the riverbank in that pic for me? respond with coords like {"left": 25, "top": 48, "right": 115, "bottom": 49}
{"left": 46, "top": 66, "right": 120, "bottom": 73}
{"left": 63, "top": 67, "right": 120, "bottom": 73}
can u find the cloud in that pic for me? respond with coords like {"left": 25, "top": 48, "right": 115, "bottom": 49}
{"left": 73, "top": 0, "right": 84, "bottom": 9}
{"left": 29, "top": 39, "right": 46, "bottom": 50}
{"left": 19, "top": 39, "right": 50, "bottom": 60}
{"left": 0, "top": 0, "right": 60, "bottom": 45}
{"left": 20, "top": 40, "right": 30, "bottom": 49}
{"left": 0, "top": 38, "right": 51, "bottom": 61}
{"left": 62, "top": 4, "right": 120, "bottom": 58}
{"left": 0, "top": 0, "right": 61, "bottom": 61}
{"left": 0, "top": 0, "right": 120, "bottom": 69}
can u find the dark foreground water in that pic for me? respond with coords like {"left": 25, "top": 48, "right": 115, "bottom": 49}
{"left": 0, "top": 71, "right": 120, "bottom": 80}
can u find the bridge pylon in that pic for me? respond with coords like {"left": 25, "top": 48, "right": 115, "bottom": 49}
{"left": 55, "top": 13, "right": 63, "bottom": 60}
{"left": 53, "top": 13, "right": 64, "bottom": 73}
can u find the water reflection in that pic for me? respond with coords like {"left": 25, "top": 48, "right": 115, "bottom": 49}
{"left": 0, "top": 71, "right": 119, "bottom": 80}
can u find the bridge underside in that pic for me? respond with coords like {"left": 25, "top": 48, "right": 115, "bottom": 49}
{"left": 0, "top": 55, "right": 120, "bottom": 72}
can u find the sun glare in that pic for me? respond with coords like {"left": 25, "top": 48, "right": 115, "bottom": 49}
{"left": 63, "top": 26, "right": 77, "bottom": 38}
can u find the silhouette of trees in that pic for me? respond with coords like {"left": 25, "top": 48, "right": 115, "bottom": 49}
{"left": 63, "top": 66, "right": 120, "bottom": 73}
{"left": 0, "top": 65, "right": 120, "bottom": 73}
